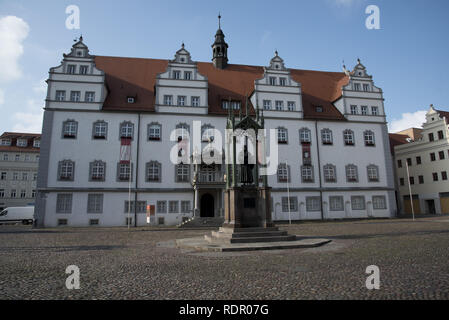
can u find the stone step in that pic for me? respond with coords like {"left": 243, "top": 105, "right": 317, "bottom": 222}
{"left": 211, "top": 230, "right": 288, "bottom": 239}
{"left": 178, "top": 217, "right": 224, "bottom": 228}
{"left": 205, "top": 234, "right": 297, "bottom": 244}
{"left": 218, "top": 227, "right": 280, "bottom": 234}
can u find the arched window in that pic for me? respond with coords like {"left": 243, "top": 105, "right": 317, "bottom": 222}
{"left": 148, "top": 123, "right": 162, "bottom": 141}
{"left": 277, "top": 127, "right": 288, "bottom": 144}
{"left": 201, "top": 124, "right": 215, "bottom": 142}
{"left": 277, "top": 163, "right": 290, "bottom": 182}
{"left": 364, "top": 130, "right": 375, "bottom": 146}
{"left": 93, "top": 121, "right": 108, "bottom": 139}
{"left": 323, "top": 164, "right": 336, "bottom": 182}
{"left": 321, "top": 128, "right": 333, "bottom": 145}
{"left": 58, "top": 160, "right": 75, "bottom": 181}
{"left": 343, "top": 129, "right": 355, "bottom": 146}
{"left": 90, "top": 161, "right": 106, "bottom": 181}
{"left": 62, "top": 120, "right": 78, "bottom": 138}
{"left": 146, "top": 161, "right": 161, "bottom": 182}
{"left": 346, "top": 164, "right": 358, "bottom": 182}
{"left": 367, "top": 165, "right": 379, "bottom": 182}
{"left": 120, "top": 121, "right": 134, "bottom": 139}
{"left": 175, "top": 123, "right": 190, "bottom": 141}
{"left": 299, "top": 128, "right": 311, "bottom": 143}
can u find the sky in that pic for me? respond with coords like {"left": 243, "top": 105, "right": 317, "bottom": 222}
{"left": 0, "top": 0, "right": 448, "bottom": 134}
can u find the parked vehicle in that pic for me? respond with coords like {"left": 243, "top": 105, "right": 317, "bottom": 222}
{"left": 0, "top": 206, "right": 34, "bottom": 225}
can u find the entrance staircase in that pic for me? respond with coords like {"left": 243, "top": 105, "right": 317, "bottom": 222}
{"left": 177, "top": 217, "right": 224, "bottom": 228}
{"left": 205, "top": 226, "right": 297, "bottom": 244}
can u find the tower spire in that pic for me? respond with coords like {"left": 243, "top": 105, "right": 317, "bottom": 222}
{"left": 218, "top": 12, "right": 221, "bottom": 29}
{"left": 211, "top": 14, "right": 228, "bottom": 69}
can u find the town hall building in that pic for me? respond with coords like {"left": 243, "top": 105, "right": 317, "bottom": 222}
{"left": 34, "top": 21, "right": 396, "bottom": 227}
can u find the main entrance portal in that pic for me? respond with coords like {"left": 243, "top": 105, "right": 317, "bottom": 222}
{"left": 200, "top": 194, "right": 214, "bottom": 217}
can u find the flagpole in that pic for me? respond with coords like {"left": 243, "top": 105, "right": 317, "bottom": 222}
{"left": 405, "top": 161, "right": 415, "bottom": 221}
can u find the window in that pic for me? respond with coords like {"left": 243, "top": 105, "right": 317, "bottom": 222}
{"left": 279, "top": 78, "right": 287, "bottom": 86}
{"left": 58, "top": 219, "right": 68, "bottom": 226}
{"left": 438, "top": 130, "right": 444, "bottom": 140}
{"left": 11, "top": 189, "right": 16, "bottom": 198}
{"left": 277, "top": 127, "right": 288, "bottom": 144}
{"left": 372, "top": 196, "right": 386, "bottom": 210}
{"left": 442, "top": 171, "right": 448, "bottom": 181}
{"left": 399, "top": 178, "right": 404, "bottom": 186}
{"left": 63, "top": 120, "right": 78, "bottom": 138}
{"left": 1, "top": 139, "right": 11, "bottom": 146}
{"left": 371, "top": 106, "right": 379, "bottom": 115}
{"left": 157, "top": 201, "right": 167, "bottom": 214}
{"left": 175, "top": 123, "right": 190, "bottom": 141}
{"left": 363, "top": 84, "right": 370, "bottom": 92}
{"left": 350, "top": 105, "right": 358, "bottom": 115}
{"left": 118, "top": 163, "right": 132, "bottom": 181}
{"left": 363, "top": 131, "right": 375, "bottom": 146}
{"left": 3, "top": 154, "right": 8, "bottom": 161}
{"left": 439, "top": 151, "right": 445, "bottom": 160}
{"left": 406, "top": 158, "right": 412, "bottom": 166}
{"left": 361, "top": 106, "right": 368, "bottom": 115}
{"left": 275, "top": 101, "right": 283, "bottom": 111}
{"left": 148, "top": 123, "right": 161, "bottom": 140}
{"left": 343, "top": 130, "right": 355, "bottom": 146}
{"left": 263, "top": 100, "right": 272, "bottom": 110}
{"left": 33, "top": 140, "right": 40, "bottom": 148}
{"left": 163, "top": 95, "right": 173, "bottom": 105}
{"left": 56, "top": 194, "right": 73, "bottom": 213}
{"left": 182, "top": 71, "right": 191, "bottom": 80}
{"left": 177, "top": 96, "right": 186, "bottom": 106}
{"left": 299, "top": 128, "right": 311, "bottom": 143}
{"left": 56, "top": 90, "right": 66, "bottom": 101}
{"left": 397, "top": 160, "right": 402, "bottom": 168}
{"left": 430, "top": 153, "right": 436, "bottom": 161}
{"left": 277, "top": 163, "right": 289, "bottom": 182}
{"left": 173, "top": 70, "right": 181, "bottom": 79}
{"left": 33, "top": 173, "right": 37, "bottom": 181}
{"left": 0, "top": 189, "right": 4, "bottom": 198}
{"left": 79, "top": 65, "right": 88, "bottom": 74}
{"left": 85, "top": 92, "right": 95, "bottom": 102}
{"left": 287, "top": 101, "right": 295, "bottom": 111}
{"left": 0, "top": 172, "right": 6, "bottom": 180}
{"left": 321, "top": 129, "right": 333, "bottom": 145}
{"left": 416, "top": 156, "right": 421, "bottom": 165}
{"left": 127, "top": 97, "right": 135, "bottom": 104}
{"left": 429, "top": 133, "right": 434, "bottom": 142}
{"left": 120, "top": 122, "right": 134, "bottom": 139}
{"left": 282, "top": 197, "right": 298, "bottom": 212}
{"left": 176, "top": 164, "right": 190, "bottom": 182}
{"left": 124, "top": 201, "right": 147, "bottom": 213}
{"left": 301, "top": 165, "right": 314, "bottom": 182}
{"left": 31, "top": 190, "right": 36, "bottom": 198}
{"left": 222, "top": 100, "right": 230, "bottom": 109}
{"left": 178, "top": 201, "right": 190, "bottom": 214}
{"left": 93, "top": 121, "right": 107, "bottom": 139}
{"left": 306, "top": 197, "right": 321, "bottom": 212}
{"left": 418, "top": 175, "right": 424, "bottom": 184}
{"left": 70, "top": 91, "right": 81, "bottom": 102}
{"left": 146, "top": 161, "right": 161, "bottom": 182}
{"left": 269, "top": 77, "right": 276, "bottom": 85}
{"left": 58, "top": 160, "right": 75, "bottom": 181}
{"left": 191, "top": 96, "right": 200, "bottom": 107}
{"left": 89, "top": 219, "right": 99, "bottom": 226}
{"left": 87, "top": 194, "right": 103, "bottom": 213}
{"left": 351, "top": 196, "right": 365, "bottom": 210}
{"left": 169, "top": 201, "right": 179, "bottom": 213}
{"left": 409, "top": 176, "right": 415, "bottom": 185}
{"left": 433, "top": 172, "right": 438, "bottom": 181}
{"left": 315, "top": 106, "right": 323, "bottom": 113}
{"left": 231, "top": 101, "right": 241, "bottom": 110}
{"left": 353, "top": 83, "right": 361, "bottom": 91}
{"left": 20, "top": 190, "right": 26, "bottom": 198}
{"left": 12, "top": 172, "right": 18, "bottom": 180}
{"left": 22, "top": 172, "right": 28, "bottom": 181}
{"left": 90, "top": 161, "right": 106, "bottom": 181}
{"left": 323, "top": 164, "right": 336, "bottom": 182}
{"left": 367, "top": 165, "right": 379, "bottom": 182}
{"left": 67, "top": 65, "right": 76, "bottom": 74}
{"left": 329, "top": 196, "right": 344, "bottom": 211}
{"left": 346, "top": 164, "right": 358, "bottom": 182}
{"left": 201, "top": 125, "right": 215, "bottom": 142}
{"left": 15, "top": 154, "right": 20, "bottom": 161}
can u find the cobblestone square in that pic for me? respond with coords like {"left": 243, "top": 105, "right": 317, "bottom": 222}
{"left": 1, "top": 217, "right": 448, "bottom": 299}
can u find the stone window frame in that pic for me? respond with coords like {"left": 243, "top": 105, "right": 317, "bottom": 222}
{"left": 124, "top": 201, "right": 147, "bottom": 214}
{"left": 350, "top": 105, "right": 358, "bottom": 115}
{"left": 343, "top": 129, "right": 355, "bottom": 146}
{"left": 281, "top": 196, "right": 298, "bottom": 212}
{"left": 277, "top": 163, "right": 290, "bottom": 183}
{"left": 119, "top": 121, "right": 134, "bottom": 140}
{"left": 70, "top": 91, "right": 81, "bottom": 102}
{"left": 367, "top": 164, "right": 379, "bottom": 182}
{"left": 87, "top": 194, "right": 104, "bottom": 214}
{"left": 306, "top": 197, "right": 321, "bottom": 212}
{"left": 184, "top": 71, "right": 192, "bottom": 80}
{"left": 92, "top": 120, "right": 108, "bottom": 140}
{"left": 275, "top": 100, "right": 284, "bottom": 111}
{"left": 372, "top": 196, "right": 387, "bottom": 210}
{"left": 191, "top": 96, "right": 200, "bottom": 107}
{"left": 163, "top": 95, "right": 173, "bottom": 106}
{"left": 157, "top": 200, "right": 167, "bottom": 214}
{"left": 323, "top": 164, "right": 337, "bottom": 183}
{"left": 177, "top": 95, "right": 187, "bottom": 106}
{"left": 62, "top": 119, "right": 78, "bottom": 139}
{"left": 148, "top": 122, "right": 162, "bottom": 141}
{"left": 371, "top": 106, "right": 379, "bottom": 115}
{"left": 89, "top": 160, "right": 106, "bottom": 182}
{"left": 329, "top": 196, "right": 344, "bottom": 211}
{"left": 175, "top": 164, "right": 190, "bottom": 183}
{"left": 351, "top": 196, "right": 366, "bottom": 210}
{"left": 79, "top": 65, "right": 89, "bottom": 75}
{"left": 299, "top": 127, "right": 311, "bottom": 143}
{"left": 172, "top": 70, "right": 181, "bottom": 79}
{"left": 56, "top": 193, "right": 73, "bottom": 214}
{"left": 361, "top": 105, "right": 368, "bottom": 115}
{"left": 55, "top": 90, "right": 66, "bottom": 101}
{"left": 85, "top": 91, "right": 95, "bottom": 102}
{"left": 116, "top": 163, "right": 133, "bottom": 182}
{"left": 67, "top": 64, "right": 76, "bottom": 74}
{"left": 58, "top": 160, "right": 75, "bottom": 181}
{"left": 277, "top": 127, "right": 288, "bottom": 144}
{"left": 364, "top": 130, "right": 376, "bottom": 146}
{"left": 169, "top": 201, "right": 179, "bottom": 214}
{"left": 345, "top": 164, "right": 358, "bottom": 183}
{"left": 181, "top": 201, "right": 191, "bottom": 213}
{"left": 263, "top": 100, "right": 272, "bottom": 110}
{"left": 301, "top": 165, "right": 314, "bottom": 183}
{"left": 146, "top": 161, "right": 161, "bottom": 182}
{"left": 321, "top": 128, "right": 333, "bottom": 145}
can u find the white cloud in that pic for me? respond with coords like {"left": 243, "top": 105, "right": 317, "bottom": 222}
{"left": 0, "top": 89, "right": 4, "bottom": 105}
{"left": 12, "top": 111, "right": 43, "bottom": 133}
{"left": 0, "top": 16, "right": 30, "bottom": 83}
{"left": 33, "top": 78, "right": 47, "bottom": 94}
{"left": 388, "top": 110, "right": 427, "bottom": 133}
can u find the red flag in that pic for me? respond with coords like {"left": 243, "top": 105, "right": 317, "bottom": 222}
{"left": 120, "top": 138, "right": 131, "bottom": 164}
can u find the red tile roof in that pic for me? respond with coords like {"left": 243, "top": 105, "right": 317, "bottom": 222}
{"left": 437, "top": 109, "right": 449, "bottom": 124}
{"left": 94, "top": 56, "right": 348, "bottom": 120}
{"left": 388, "top": 133, "right": 410, "bottom": 154}
{"left": 0, "top": 132, "right": 41, "bottom": 153}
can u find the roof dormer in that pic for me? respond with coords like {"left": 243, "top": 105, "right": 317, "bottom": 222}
{"left": 63, "top": 36, "right": 92, "bottom": 59}
{"left": 267, "top": 51, "right": 287, "bottom": 71}
{"left": 350, "top": 58, "right": 372, "bottom": 79}
{"left": 173, "top": 43, "right": 193, "bottom": 64}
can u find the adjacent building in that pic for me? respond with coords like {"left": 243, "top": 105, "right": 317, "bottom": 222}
{"left": 392, "top": 105, "right": 449, "bottom": 214}
{"left": 0, "top": 132, "right": 41, "bottom": 211}
{"left": 35, "top": 21, "right": 396, "bottom": 227}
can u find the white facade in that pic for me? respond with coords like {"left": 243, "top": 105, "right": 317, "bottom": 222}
{"left": 35, "top": 36, "right": 396, "bottom": 227}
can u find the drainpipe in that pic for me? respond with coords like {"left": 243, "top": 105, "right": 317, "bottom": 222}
{"left": 314, "top": 121, "right": 324, "bottom": 220}
{"left": 134, "top": 113, "right": 141, "bottom": 227}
